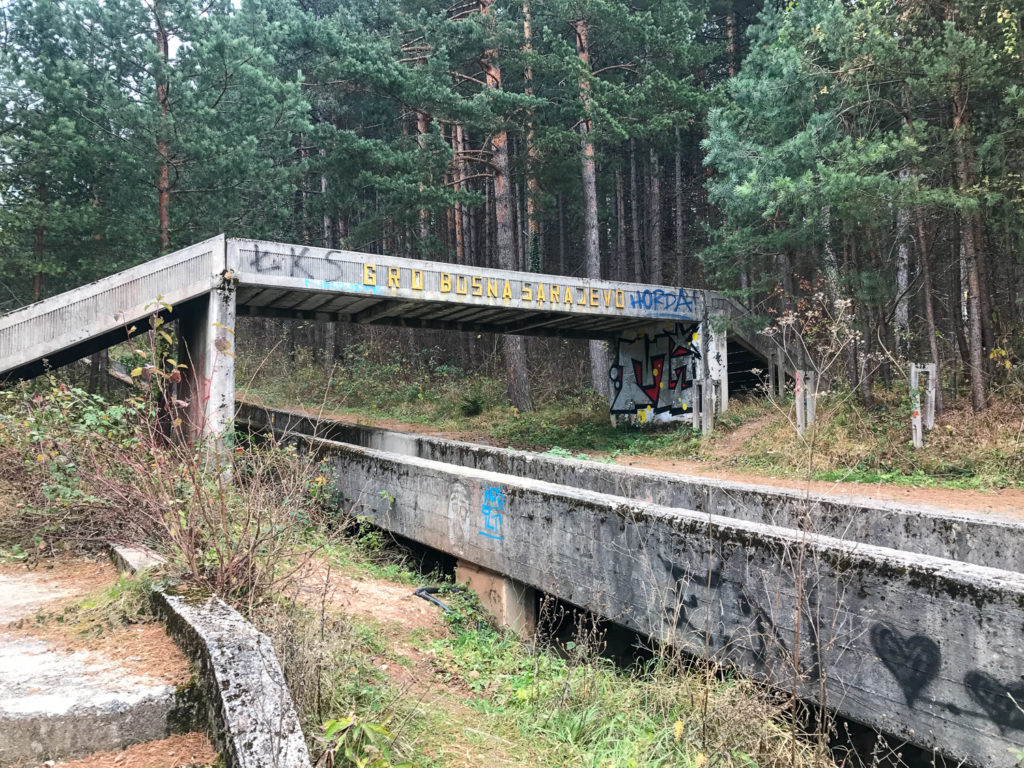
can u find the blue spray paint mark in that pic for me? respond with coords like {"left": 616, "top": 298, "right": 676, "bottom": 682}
{"left": 302, "top": 278, "right": 381, "bottom": 294}
{"left": 628, "top": 288, "right": 698, "bottom": 317}
{"left": 478, "top": 486, "right": 506, "bottom": 541}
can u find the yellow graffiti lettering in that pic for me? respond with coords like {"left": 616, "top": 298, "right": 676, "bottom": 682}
{"left": 456, "top": 275, "right": 468, "bottom": 295}
{"left": 471, "top": 276, "right": 483, "bottom": 296}
{"left": 487, "top": 278, "right": 499, "bottom": 298}
{"left": 363, "top": 264, "right": 376, "bottom": 286}
{"left": 615, "top": 290, "right": 625, "bottom": 309}
{"left": 411, "top": 270, "right": 423, "bottom": 290}
{"left": 440, "top": 273, "right": 452, "bottom": 293}
{"left": 536, "top": 284, "right": 546, "bottom": 303}
{"left": 522, "top": 283, "right": 533, "bottom": 301}
{"left": 503, "top": 280, "right": 512, "bottom": 300}
{"left": 388, "top": 267, "right": 400, "bottom": 288}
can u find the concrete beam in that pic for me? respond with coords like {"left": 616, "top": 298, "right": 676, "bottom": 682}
{"left": 153, "top": 589, "right": 311, "bottom": 768}
{"left": 305, "top": 434, "right": 1024, "bottom": 767}
{"left": 237, "top": 405, "right": 1024, "bottom": 573}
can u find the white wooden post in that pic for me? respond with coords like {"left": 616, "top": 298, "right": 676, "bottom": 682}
{"left": 795, "top": 370, "right": 806, "bottom": 435}
{"left": 910, "top": 364, "right": 924, "bottom": 449}
{"left": 923, "top": 362, "right": 936, "bottom": 430}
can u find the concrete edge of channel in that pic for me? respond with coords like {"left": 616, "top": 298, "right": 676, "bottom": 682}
{"left": 108, "top": 543, "right": 312, "bottom": 768}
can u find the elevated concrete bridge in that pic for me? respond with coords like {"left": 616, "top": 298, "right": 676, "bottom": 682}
{"left": 0, "top": 235, "right": 776, "bottom": 435}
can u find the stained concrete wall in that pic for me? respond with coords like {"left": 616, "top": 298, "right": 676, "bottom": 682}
{"left": 237, "top": 404, "right": 1024, "bottom": 572}
{"left": 297, "top": 433, "right": 1024, "bottom": 768}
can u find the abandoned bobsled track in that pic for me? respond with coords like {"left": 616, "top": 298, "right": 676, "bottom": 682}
{"left": 241, "top": 405, "right": 1024, "bottom": 768}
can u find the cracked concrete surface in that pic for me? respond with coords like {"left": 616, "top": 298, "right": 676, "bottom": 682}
{"left": 0, "top": 562, "right": 193, "bottom": 767}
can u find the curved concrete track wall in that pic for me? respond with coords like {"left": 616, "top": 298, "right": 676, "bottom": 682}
{"left": 238, "top": 405, "right": 1024, "bottom": 767}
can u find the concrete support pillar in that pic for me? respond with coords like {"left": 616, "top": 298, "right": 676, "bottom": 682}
{"left": 709, "top": 314, "right": 728, "bottom": 412}
{"left": 455, "top": 560, "right": 536, "bottom": 636}
{"left": 178, "top": 274, "right": 236, "bottom": 445}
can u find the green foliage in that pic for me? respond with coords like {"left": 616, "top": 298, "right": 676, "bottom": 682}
{"left": 320, "top": 715, "right": 418, "bottom": 768}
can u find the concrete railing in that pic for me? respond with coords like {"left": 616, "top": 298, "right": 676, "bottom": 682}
{"left": 0, "top": 236, "right": 224, "bottom": 381}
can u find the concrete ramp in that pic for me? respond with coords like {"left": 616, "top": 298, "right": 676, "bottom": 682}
{"left": 0, "top": 237, "right": 225, "bottom": 382}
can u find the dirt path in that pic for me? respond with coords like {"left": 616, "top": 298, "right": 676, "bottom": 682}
{"left": 614, "top": 456, "right": 1024, "bottom": 518}
{"left": 50, "top": 733, "right": 217, "bottom": 768}
{"left": 292, "top": 562, "right": 525, "bottom": 768}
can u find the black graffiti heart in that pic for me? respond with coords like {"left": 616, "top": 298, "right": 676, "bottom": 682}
{"left": 870, "top": 622, "right": 940, "bottom": 707}
{"left": 964, "top": 671, "right": 1024, "bottom": 732}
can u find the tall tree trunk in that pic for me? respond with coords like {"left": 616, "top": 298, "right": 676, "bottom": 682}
{"left": 155, "top": 15, "right": 171, "bottom": 252}
{"left": 417, "top": 110, "right": 430, "bottom": 253}
{"left": 629, "top": 139, "right": 642, "bottom": 281}
{"left": 895, "top": 173, "right": 911, "bottom": 358}
{"left": 522, "top": 0, "right": 540, "bottom": 272}
{"left": 726, "top": 10, "right": 738, "bottom": 78}
{"left": 33, "top": 178, "right": 44, "bottom": 301}
{"left": 574, "top": 15, "right": 607, "bottom": 396}
{"left": 481, "top": 0, "right": 533, "bottom": 411}
{"left": 648, "top": 147, "right": 662, "bottom": 284}
{"left": 615, "top": 169, "right": 627, "bottom": 281}
{"left": 453, "top": 123, "right": 468, "bottom": 265}
{"left": 914, "top": 201, "right": 944, "bottom": 413}
{"left": 557, "top": 192, "right": 567, "bottom": 275}
{"left": 950, "top": 70, "right": 986, "bottom": 409}
{"left": 674, "top": 127, "right": 685, "bottom": 284}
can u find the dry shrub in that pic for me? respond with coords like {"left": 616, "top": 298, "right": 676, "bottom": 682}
{"left": 0, "top": 380, "right": 332, "bottom": 611}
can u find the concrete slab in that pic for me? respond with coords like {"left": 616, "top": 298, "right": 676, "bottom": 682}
{"left": 0, "top": 561, "right": 195, "bottom": 766}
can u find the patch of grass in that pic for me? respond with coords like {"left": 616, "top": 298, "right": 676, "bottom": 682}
{"left": 725, "top": 389, "right": 1024, "bottom": 490}
{"left": 26, "top": 573, "right": 156, "bottom": 637}
{"left": 411, "top": 588, "right": 833, "bottom": 768}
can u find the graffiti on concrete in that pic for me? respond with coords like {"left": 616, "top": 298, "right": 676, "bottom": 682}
{"left": 870, "top": 622, "right": 941, "bottom": 707}
{"left": 659, "top": 554, "right": 723, "bottom": 638}
{"left": 655, "top": 549, "right": 824, "bottom": 683}
{"left": 628, "top": 288, "right": 698, "bottom": 319}
{"left": 609, "top": 323, "right": 701, "bottom": 419}
{"left": 479, "top": 486, "right": 506, "bottom": 541}
{"left": 245, "top": 242, "right": 348, "bottom": 281}
{"left": 963, "top": 671, "right": 1024, "bottom": 732}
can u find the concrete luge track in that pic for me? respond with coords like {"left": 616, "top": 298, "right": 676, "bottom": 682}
{"left": 238, "top": 403, "right": 1024, "bottom": 571}
{"left": 239, "top": 404, "right": 1024, "bottom": 768}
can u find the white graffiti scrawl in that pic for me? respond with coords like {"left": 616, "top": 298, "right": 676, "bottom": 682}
{"left": 609, "top": 323, "right": 701, "bottom": 419}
